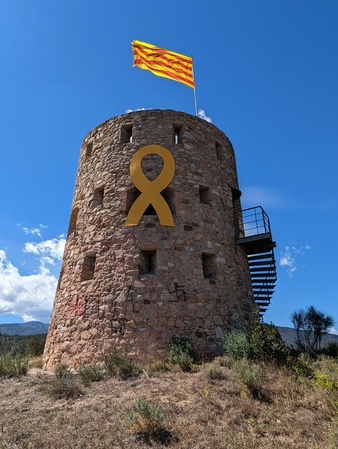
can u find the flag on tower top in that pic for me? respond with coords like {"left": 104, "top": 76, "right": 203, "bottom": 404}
{"left": 131, "top": 40, "right": 195, "bottom": 89}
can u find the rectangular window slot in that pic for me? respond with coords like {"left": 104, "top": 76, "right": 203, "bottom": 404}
{"left": 173, "top": 124, "right": 182, "bottom": 144}
{"left": 139, "top": 250, "right": 156, "bottom": 275}
{"left": 215, "top": 141, "right": 225, "bottom": 161}
{"left": 81, "top": 255, "right": 96, "bottom": 281}
{"left": 85, "top": 142, "right": 93, "bottom": 157}
{"left": 67, "top": 207, "right": 79, "bottom": 236}
{"left": 202, "top": 253, "right": 216, "bottom": 280}
{"left": 199, "top": 185, "right": 211, "bottom": 205}
{"left": 91, "top": 187, "right": 104, "bottom": 208}
{"left": 121, "top": 124, "right": 133, "bottom": 143}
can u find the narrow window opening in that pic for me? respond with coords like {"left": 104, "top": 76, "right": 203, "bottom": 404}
{"left": 85, "top": 142, "right": 93, "bottom": 157}
{"left": 121, "top": 124, "right": 133, "bottom": 143}
{"left": 173, "top": 124, "right": 182, "bottom": 144}
{"left": 199, "top": 185, "right": 212, "bottom": 205}
{"left": 202, "top": 253, "right": 216, "bottom": 280}
{"left": 81, "top": 255, "right": 96, "bottom": 281}
{"left": 215, "top": 141, "right": 225, "bottom": 161}
{"left": 139, "top": 250, "right": 156, "bottom": 275}
{"left": 67, "top": 207, "right": 79, "bottom": 236}
{"left": 91, "top": 187, "right": 104, "bottom": 209}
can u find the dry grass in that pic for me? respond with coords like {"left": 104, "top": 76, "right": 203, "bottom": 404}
{"left": 0, "top": 358, "right": 337, "bottom": 449}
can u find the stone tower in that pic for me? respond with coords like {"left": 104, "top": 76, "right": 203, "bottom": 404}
{"left": 43, "top": 109, "right": 257, "bottom": 370}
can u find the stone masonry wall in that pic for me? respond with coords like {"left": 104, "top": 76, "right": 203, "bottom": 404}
{"left": 43, "top": 109, "right": 255, "bottom": 369}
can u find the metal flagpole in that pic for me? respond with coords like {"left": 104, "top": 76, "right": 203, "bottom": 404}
{"left": 192, "top": 58, "right": 198, "bottom": 116}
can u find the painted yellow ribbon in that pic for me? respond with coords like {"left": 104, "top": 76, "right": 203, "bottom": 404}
{"left": 125, "top": 145, "right": 175, "bottom": 226}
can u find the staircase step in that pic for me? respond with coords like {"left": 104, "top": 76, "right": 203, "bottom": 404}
{"left": 255, "top": 300, "right": 271, "bottom": 306}
{"left": 252, "top": 282, "right": 275, "bottom": 286}
{"left": 249, "top": 260, "right": 276, "bottom": 266}
{"left": 250, "top": 273, "right": 276, "bottom": 279}
{"left": 250, "top": 267, "right": 276, "bottom": 275}
{"left": 247, "top": 253, "right": 275, "bottom": 261}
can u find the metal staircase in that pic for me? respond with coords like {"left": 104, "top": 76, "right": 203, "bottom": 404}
{"left": 235, "top": 206, "right": 277, "bottom": 315}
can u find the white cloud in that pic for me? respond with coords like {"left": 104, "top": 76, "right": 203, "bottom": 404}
{"left": 125, "top": 108, "right": 151, "bottom": 113}
{"left": 19, "top": 223, "right": 48, "bottom": 238}
{"left": 24, "top": 236, "right": 65, "bottom": 264}
{"left": 241, "top": 186, "right": 289, "bottom": 209}
{"left": 279, "top": 244, "right": 312, "bottom": 277}
{"left": 0, "top": 235, "right": 65, "bottom": 323}
{"left": 197, "top": 109, "right": 212, "bottom": 123}
{"left": 329, "top": 327, "right": 338, "bottom": 336}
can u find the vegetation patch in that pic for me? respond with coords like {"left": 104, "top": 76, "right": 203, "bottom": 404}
{"left": 0, "top": 352, "right": 28, "bottom": 378}
{"left": 169, "top": 335, "right": 196, "bottom": 372}
{"left": 104, "top": 350, "right": 142, "bottom": 380}
{"left": 79, "top": 365, "right": 105, "bottom": 386}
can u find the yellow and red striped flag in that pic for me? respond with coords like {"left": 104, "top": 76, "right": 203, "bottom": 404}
{"left": 131, "top": 40, "right": 195, "bottom": 89}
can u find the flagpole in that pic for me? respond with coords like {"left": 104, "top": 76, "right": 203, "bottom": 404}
{"left": 192, "top": 58, "right": 198, "bottom": 116}
{"left": 193, "top": 88, "right": 198, "bottom": 117}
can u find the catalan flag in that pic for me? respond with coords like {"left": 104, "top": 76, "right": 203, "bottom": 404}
{"left": 131, "top": 40, "right": 195, "bottom": 89}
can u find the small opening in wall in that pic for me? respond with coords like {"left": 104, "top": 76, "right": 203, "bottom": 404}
{"left": 121, "top": 124, "right": 133, "bottom": 143}
{"left": 173, "top": 124, "right": 182, "bottom": 144}
{"left": 81, "top": 255, "right": 96, "bottom": 281}
{"left": 139, "top": 250, "right": 156, "bottom": 275}
{"left": 215, "top": 141, "right": 225, "bottom": 161}
{"left": 85, "top": 142, "right": 93, "bottom": 157}
{"left": 91, "top": 187, "right": 104, "bottom": 209}
{"left": 202, "top": 253, "right": 216, "bottom": 280}
{"left": 67, "top": 207, "right": 79, "bottom": 236}
{"left": 199, "top": 185, "right": 211, "bottom": 205}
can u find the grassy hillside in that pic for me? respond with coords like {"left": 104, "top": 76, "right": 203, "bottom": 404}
{"left": 0, "top": 354, "right": 337, "bottom": 449}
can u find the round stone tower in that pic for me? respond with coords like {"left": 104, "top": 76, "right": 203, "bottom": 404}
{"left": 43, "top": 109, "right": 255, "bottom": 369}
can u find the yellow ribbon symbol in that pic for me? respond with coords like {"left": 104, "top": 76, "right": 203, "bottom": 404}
{"left": 125, "top": 145, "right": 175, "bottom": 226}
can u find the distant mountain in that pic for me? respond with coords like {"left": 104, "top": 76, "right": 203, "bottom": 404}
{"left": 0, "top": 321, "right": 49, "bottom": 336}
{"left": 1, "top": 322, "right": 337, "bottom": 346}
{"left": 277, "top": 326, "right": 338, "bottom": 348}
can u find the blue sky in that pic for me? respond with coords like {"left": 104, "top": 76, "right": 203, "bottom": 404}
{"left": 0, "top": 1, "right": 337, "bottom": 332}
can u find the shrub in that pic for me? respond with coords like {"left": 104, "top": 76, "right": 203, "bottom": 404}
{"left": 311, "top": 370, "right": 337, "bottom": 391}
{"left": 143, "top": 360, "right": 170, "bottom": 376}
{"left": 104, "top": 350, "right": 142, "bottom": 380}
{"left": 79, "top": 365, "right": 105, "bottom": 386}
{"left": 224, "top": 318, "right": 289, "bottom": 364}
{"left": 290, "top": 355, "right": 314, "bottom": 379}
{"left": 55, "top": 363, "right": 71, "bottom": 378}
{"left": 205, "top": 363, "right": 224, "bottom": 380}
{"left": 248, "top": 320, "right": 289, "bottom": 364}
{"left": 223, "top": 331, "right": 250, "bottom": 361}
{"left": 169, "top": 335, "right": 195, "bottom": 372}
{"left": 47, "top": 375, "right": 84, "bottom": 400}
{"left": 128, "top": 397, "right": 165, "bottom": 437}
{"left": 0, "top": 352, "right": 28, "bottom": 378}
{"left": 233, "top": 358, "right": 265, "bottom": 399}
{"left": 321, "top": 342, "right": 338, "bottom": 358}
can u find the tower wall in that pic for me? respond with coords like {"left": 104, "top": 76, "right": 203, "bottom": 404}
{"left": 43, "top": 109, "right": 254, "bottom": 369}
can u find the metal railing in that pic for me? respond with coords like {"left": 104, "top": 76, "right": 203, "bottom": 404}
{"left": 237, "top": 206, "right": 272, "bottom": 238}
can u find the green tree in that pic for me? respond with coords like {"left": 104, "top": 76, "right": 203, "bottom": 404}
{"left": 291, "top": 305, "right": 334, "bottom": 355}
{"left": 28, "top": 335, "right": 46, "bottom": 356}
